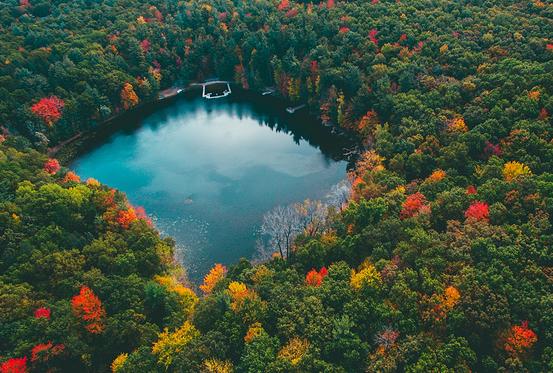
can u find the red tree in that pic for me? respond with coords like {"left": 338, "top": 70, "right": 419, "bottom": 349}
{"left": 31, "top": 342, "right": 64, "bottom": 362}
{"left": 1, "top": 357, "right": 27, "bottom": 373}
{"left": 369, "top": 29, "right": 378, "bottom": 45}
{"left": 465, "top": 201, "right": 489, "bottom": 221}
{"left": 71, "top": 286, "right": 106, "bottom": 334}
{"left": 140, "top": 39, "right": 151, "bottom": 52}
{"left": 34, "top": 307, "right": 51, "bottom": 319}
{"left": 277, "top": 0, "right": 289, "bottom": 11}
{"left": 400, "top": 192, "right": 430, "bottom": 219}
{"left": 43, "top": 159, "right": 60, "bottom": 175}
{"left": 466, "top": 185, "right": 477, "bottom": 195}
{"left": 31, "top": 97, "right": 65, "bottom": 126}
{"left": 504, "top": 321, "right": 538, "bottom": 355}
{"left": 483, "top": 141, "right": 502, "bottom": 157}
{"left": 305, "top": 267, "right": 328, "bottom": 287}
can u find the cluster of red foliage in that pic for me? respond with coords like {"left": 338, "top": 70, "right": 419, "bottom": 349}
{"left": 34, "top": 307, "right": 51, "bottom": 319}
{"left": 1, "top": 357, "right": 27, "bottom": 373}
{"left": 466, "top": 185, "right": 477, "bottom": 195}
{"left": 140, "top": 39, "right": 151, "bottom": 52}
{"left": 115, "top": 205, "right": 150, "bottom": 228}
{"left": 285, "top": 8, "right": 298, "bottom": 18}
{"left": 504, "top": 321, "right": 538, "bottom": 355}
{"left": 116, "top": 208, "right": 138, "bottom": 229}
{"left": 339, "top": 26, "right": 350, "bottom": 33}
{"left": 30, "top": 342, "right": 64, "bottom": 362}
{"left": 71, "top": 286, "right": 106, "bottom": 334}
{"left": 43, "top": 159, "right": 60, "bottom": 175}
{"left": 465, "top": 201, "right": 489, "bottom": 221}
{"left": 484, "top": 141, "right": 502, "bottom": 157}
{"left": 546, "top": 44, "right": 553, "bottom": 51}
{"left": 327, "top": 0, "right": 335, "bottom": 9}
{"left": 538, "top": 107, "right": 549, "bottom": 120}
{"left": 31, "top": 96, "right": 65, "bottom": 126}
{"left": 413, "top": 41, "right": 424, "bottom": 52}
{"left": 305, "top": 267, "right": 328, "bottom": 287}
{"left": 400, "top": 192, "right": 430, "bottom": 219}
{"left": 277, "top": 0, "right": 289, "bottom": 11}
{"left": 369, "top": 29, "right": 378, "bottom": 45}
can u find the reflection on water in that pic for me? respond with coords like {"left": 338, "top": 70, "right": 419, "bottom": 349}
{"left": 73, "top": 95, "right": 352, "bottom": 282}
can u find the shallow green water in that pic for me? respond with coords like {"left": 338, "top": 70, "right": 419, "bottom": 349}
{"left": 73, "top": 94, "right": 351, "bottom": 281}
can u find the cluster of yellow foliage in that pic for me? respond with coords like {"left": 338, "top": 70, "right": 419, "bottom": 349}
{"left": 278, "top": 338, "right": 310, "bottom": 366}
{"left": 120, "top": 83, "right": 139, "bottom": 110}
{"left": 227, "top": 282, "right": 256, "bottom": 311}
{"left": 200, "top": 263, "right": 227, "bottom": 294}
{"left": 447, "top": 117, "right": 468, "bottom": 133}
{"left": 111, "top": 353, "right": 128, "bottom": 373}
{"left": 154, "top": 275, "right": 198, "bottom": 316}
{"left": 503, "top": 161, "right": 532, "bottom": 181}
{"left": 426, "top": 169, "right": 446, "bottom": 183}
{"left": 152, "top": 321, "right": 199, "bottom": 369}
{"left": 430, "top": 286, "right": 461, "bottom": 321}
{"left": 86, "top": 178, "right": 100, "bottom": 187}
{"left": 350, "top": 260, "right": 381, "bottom": 290}
{"left": 442, "top": 286, "right": 461, "bottom": 310}
{"left": 203, "top": 359, "right": 233, "bottom": 373}
{"left": 244, "top": 322, "right": 264, "bottom": 343}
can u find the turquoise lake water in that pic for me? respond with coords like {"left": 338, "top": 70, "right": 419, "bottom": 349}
{"left": 73, "top": 94, "right": 351, "bottom": 281}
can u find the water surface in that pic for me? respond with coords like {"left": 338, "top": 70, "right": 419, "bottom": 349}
{"left": 73, "top": 94, "right": 351, "bottom": 281}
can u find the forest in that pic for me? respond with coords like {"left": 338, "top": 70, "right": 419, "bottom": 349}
{"left": 1, "top": 0, "right": 553, "bottom": 372}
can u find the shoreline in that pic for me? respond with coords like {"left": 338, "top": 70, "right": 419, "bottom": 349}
{"left": 51, "top": 82, "right": 362, "bottom": 164}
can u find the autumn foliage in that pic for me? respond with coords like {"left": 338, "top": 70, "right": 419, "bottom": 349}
{"left": 31, "top": 342, "right": 64, "bottom": 362}
{"left": 34, "top": 307, "right": 51, "bottom": 319}
{"left": 504, "top": 321, "right": 538, "bottom": 355}
{"left": 31, "top": 96, "right": 64, "bottom": 126}
{"left": 447, "top": 117, "right": 468, "bottom": 133}
{"left": 305, "top": 267, "right": 328, "bottom": 287}
{"left": 200, "top": 263, "right": 227, "bottom": 294}
{"left": 464, "top": 201, "right": 489, "bottom": 221}
{"left": 116, "top": 208, "right": 138, "bottom": 229}
{"left": 63, "top": 171, "right": 81, "bottom": 183}
{"left": 0, "top": 357, "right": 27, "bottom": 373}
{"left": 71, "top": 286, "right": 106, "bottom": 334}
{"left": 120, "top": 83, "right": 139, "bottom": 110}
{"left": 277, "top": 0, "right": 289, "bottom": 11}
{"left": 400, "top": 192, "right": 430, "bottom": 219}
{"left": 503, "top": 161, "right": 532, "bottom": 181}
{"left": 43, "top": 159, "right": 60, "bottom": 175}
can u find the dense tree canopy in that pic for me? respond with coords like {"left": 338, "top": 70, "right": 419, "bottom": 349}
{"left": 1, "top": 0, "right": 553, "bottom": 372}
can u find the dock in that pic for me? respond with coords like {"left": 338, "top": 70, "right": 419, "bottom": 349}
{"left": 285, "top": 104, "right": 306, "bottom": 114}
{"left": 200, "top": 81, "right": 231, "bottom": 99}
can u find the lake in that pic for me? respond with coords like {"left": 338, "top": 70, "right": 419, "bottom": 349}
{"left": 73, "top": 92, "right": 353, "bottom": 282}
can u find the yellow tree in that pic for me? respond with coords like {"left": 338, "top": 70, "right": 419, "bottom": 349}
{"left": 152, "top": 321, "right": 199, "bottom": 369}
{"left": 121, "top": 82, "right": 139, "bottom": 110}
{"left": 503, "top": 161, "right": 531, "bottom": 181}
{"left": 350, "top": 260, "right": 381, "bottom": 290}
{"left": 200, "top": 263, "right": 227, "bottom": 294}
